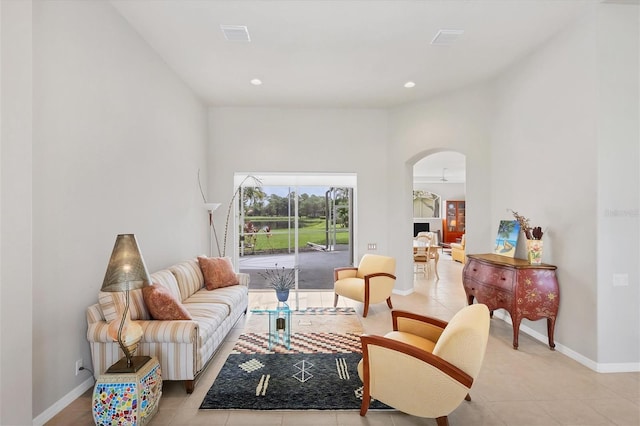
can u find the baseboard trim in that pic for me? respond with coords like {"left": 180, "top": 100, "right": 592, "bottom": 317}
{"left": 32, "top": 376, "right": 94, "bottom": 426}
{"left": 492, "top": 311, "right": 639, "bottom": 373}
{"left": 392, "top": 287, "right": 414, "bottom": 296}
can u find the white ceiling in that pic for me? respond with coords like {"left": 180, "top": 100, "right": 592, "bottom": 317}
{"left": 110, "top": 0, "right": 598, "bottom": 180}
{"left": 414, "top": 151, "right": 466, "bottom": 184}
{"left": 111, "top": 0, "right": 597, "bottom": 109}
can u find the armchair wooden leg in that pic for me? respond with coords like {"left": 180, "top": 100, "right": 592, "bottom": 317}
{"left": 333, "top": 293, "right": 339, "bottom": 307}
{"left": 359, "top": 389, "right": 371, "bottom": 416}
{"left": 386, "top": 297, "right": 393, "bottom": 309}
{"left": 465, "top": 393, "right": 471, "bottom": 401}
{"left": 436, "top": 416, "right": 449, "bottom": 426}
{"left": 363, "top": 302, "right": 369, "bottom": 318}
{"left": 184, "top": 380, "right": 195, "bottom": 394}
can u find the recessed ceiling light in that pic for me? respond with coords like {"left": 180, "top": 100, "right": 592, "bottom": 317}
{"left": 404, "top": 81, "right": 416, "bottom": 88}
{"left": 250, "top": 78, "right": 262, "bottom": 86}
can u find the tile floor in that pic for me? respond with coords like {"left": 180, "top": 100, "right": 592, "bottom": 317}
{"left": 47, "top": 257, "right": 640, "bottom": 426}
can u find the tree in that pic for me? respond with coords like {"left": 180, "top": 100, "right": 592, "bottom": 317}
{"left": 242, "top": 186, "right": 266, "bottom": 214}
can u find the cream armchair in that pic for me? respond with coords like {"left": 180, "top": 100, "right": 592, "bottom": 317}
{"left": 451, "top": 234, "right": 466, "bottom": 263}
{"left": 333, "top": 254, "right": 396, "bottom": 317}
{"left": 358, "top": 304, "right": 490, "bottom": 426}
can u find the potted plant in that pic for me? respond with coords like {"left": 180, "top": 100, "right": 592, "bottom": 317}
{"left": 259, "top": 264, "right": 296, "bottom": 302}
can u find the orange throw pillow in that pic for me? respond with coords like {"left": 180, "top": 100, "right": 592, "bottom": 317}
{"left": 198, "top": 256, "right": 239, "bottom": 290}
{"left": 142, "top": 284, "right": 192, "bottom": 320}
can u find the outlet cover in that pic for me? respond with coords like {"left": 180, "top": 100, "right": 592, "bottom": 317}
{"left": 613, "top": 273, "right": 629, "bottom": 287}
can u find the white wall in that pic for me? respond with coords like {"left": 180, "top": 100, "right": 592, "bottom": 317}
{"left": 30, "top": 0, "right": 209, "bottom": 420}
{"left": 595, "top": 3, "right": 639, "bottom": 367}
{"left": 208, "top": 107, "right": 389, "bottom": 267}
{"left": 489, "top": 3, "right": 639, "bottom": 368}
{"left": 392, "top": 3, "right": 638, "bottom": 369}
{"left": 389, "top": 85, "right": 494, "bottom": 291}
{"left": 208, "top": 91, "right": 493, "bottom": 296}
{"left": 490, "top": 7, "right": 599, "bottom": 359}
{"left": 1, "top": 1, "right": 34, "bottom": 424}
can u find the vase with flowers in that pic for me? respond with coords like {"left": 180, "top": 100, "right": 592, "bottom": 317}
{"left": 510, "top": 209, "right": 544, "bottom": 264}
{"left": 259, "top": 263, "right": 296, "bottom": 302}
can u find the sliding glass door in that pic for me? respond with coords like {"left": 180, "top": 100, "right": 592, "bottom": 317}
{"left": 234, "top": 173, "right": 355, "bottom": 308}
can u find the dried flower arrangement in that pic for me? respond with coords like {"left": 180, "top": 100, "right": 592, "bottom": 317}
{"left": 258, "top": 263, "right": 296, "bottom": 291}
{"left": 510, "top": 209, "right": 544, "bottom": 240}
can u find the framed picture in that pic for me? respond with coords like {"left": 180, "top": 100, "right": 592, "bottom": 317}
{"left": 413, "top": 190, "right": 441, "bottom": 218}
{"left": 494, "top": 220, "right": 520, "bottom": 257}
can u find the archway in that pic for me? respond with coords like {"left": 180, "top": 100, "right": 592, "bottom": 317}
{"left": 412, "top": 151, "right": 466, "bottom": 247}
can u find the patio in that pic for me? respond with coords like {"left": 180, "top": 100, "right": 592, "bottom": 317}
{"left": 238, "top": 244, "right": 350, "bottom": 290}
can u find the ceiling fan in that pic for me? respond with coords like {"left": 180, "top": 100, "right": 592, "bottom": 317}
{"left": 440, "top": 168, "right": 448, "bottom": 182}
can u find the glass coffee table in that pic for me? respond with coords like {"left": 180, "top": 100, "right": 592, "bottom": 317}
{"left": 250, "top": 304, "right": 292, "bottom": 350}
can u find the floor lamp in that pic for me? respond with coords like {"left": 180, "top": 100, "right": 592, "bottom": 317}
{"left": 205, "top": 203, "right": 221, "bottom": 257}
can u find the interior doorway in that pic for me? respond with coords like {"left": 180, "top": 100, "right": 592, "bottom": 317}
{"left": 413, "top": 151, "right": 466, "bottom": 249}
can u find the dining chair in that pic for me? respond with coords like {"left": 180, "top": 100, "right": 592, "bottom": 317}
{"left": 414, "top": 234, "right": 439, "bottom": 279}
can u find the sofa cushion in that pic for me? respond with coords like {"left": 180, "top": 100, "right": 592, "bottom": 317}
{"left": 170, "top": 259, "right": 205, "bottom": 301}
{"left": 198, "top": 256, "right": 239, "bottom": 290}
{"left": 143, "top": 284, "right": 192, "bottom": 320}
{"left": 150, "top": 269, "right": 182, "bottom": 302}
{"left": 183, "top": 303, "right": 229, "bottom": 345}
{"left": 98, "top": 289, "right": 150, "bottom": 322}
{"left": 186, "top": 285, "right": 248, "bottom": 315}
{"left": 185, "top": 303, "right": 233, "bottom": 372}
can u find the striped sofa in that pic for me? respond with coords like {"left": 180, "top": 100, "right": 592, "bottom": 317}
{"left": 86, "top": 258, "right": 249, "bottom": 393}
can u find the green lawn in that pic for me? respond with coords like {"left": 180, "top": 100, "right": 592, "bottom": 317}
{"left": 242, "top": 216, "right": 349, "bottom": 253}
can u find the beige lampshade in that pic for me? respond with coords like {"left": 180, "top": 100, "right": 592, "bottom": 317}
{"left": 101, "top": 234, "right": 151, "bottom": 293}
{"left": 204, "top": 202, "right": 221, "bottom": 212}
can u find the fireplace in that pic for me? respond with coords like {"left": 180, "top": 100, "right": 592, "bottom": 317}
{"left": 413, "top": 222, "right": 430, "bottom": 237}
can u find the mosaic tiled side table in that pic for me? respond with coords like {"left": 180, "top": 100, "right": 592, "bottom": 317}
{"left": 92, "top": 356, "right": 162, "bottom": 426}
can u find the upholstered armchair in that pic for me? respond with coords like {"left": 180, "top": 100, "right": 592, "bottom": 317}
{"left": 333, "top": 254, "right": 396, "bottom": 317}
{"left": 358, "top": 304, "right": 490, "bottom": 426}
{"left": 451, "top": 234, "right": 466, "bottom": 263}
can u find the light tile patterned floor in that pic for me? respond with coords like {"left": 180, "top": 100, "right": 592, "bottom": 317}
{"left": 46, "top": 257, "right": 639, "bottom": 426}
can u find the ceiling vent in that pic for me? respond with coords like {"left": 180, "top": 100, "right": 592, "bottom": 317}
{"left": 431, "top": 29, "right": 464, "bottom": 46}
{"left": 220, "top": 25, "right": 251, "bottom": 42}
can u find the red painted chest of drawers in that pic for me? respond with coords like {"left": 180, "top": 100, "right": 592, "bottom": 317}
{"left": 462, "top": 253, "right": 559, "bottom": 350}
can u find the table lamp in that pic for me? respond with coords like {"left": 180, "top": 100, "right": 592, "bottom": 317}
{"left": 101, "top": 234, "right": 151, "bottom": 373}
